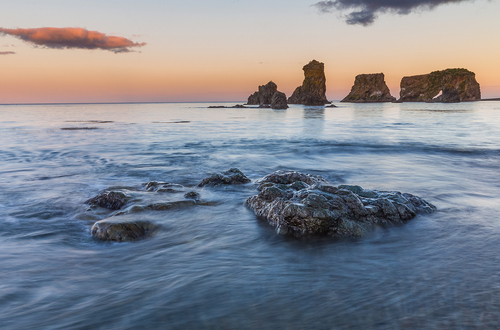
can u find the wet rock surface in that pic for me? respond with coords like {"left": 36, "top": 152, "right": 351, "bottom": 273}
{"left": 198, "top": 168, "right": 251, "bottom": 187}
{"left": 90, "top": 218, "right": 159, "bottom": 242}
{"left": 288, "top": 60, "right": 329, "bottom": 106}
{"left": 341, "top": 73, "right": 396, "bottom": 103}
{"left": 85, "top": 191, "right": 129, "bottom": 210}
{"left": 246, "top": 171, "right": 436, "bottom": 238}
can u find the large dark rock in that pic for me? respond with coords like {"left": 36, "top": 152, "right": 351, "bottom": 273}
{"left": 288, "top": 60, "right": 329, "bottom": 105}
{"left": 246, "top": 171, "right": 436, "bottom": 238}
{"left": 341, "top": 73, "right": 396, "bottom": 103}
{"left": 271, "top": 91, "right": 288, "bottom": 109}
{"left": 247, "top": 81, "right": 278, "bottom": 105}
{"left": 85, "top": 191, "right": 129, "bottom": 210}
{"left": 398, "top": 68, "right": 481, "bottom": 102}
{"left": 430, "top": 84, "right": 461, "bottom": 103}
{"left": 91, "top": 218, "right": 159, "bottom": 242}
{"left": 198, "top": 168, "right": 251, "bottom": 187}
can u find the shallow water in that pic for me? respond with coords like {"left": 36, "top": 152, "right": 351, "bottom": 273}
{"left": 1, "top": 101, "right": 500, "bottom": 329}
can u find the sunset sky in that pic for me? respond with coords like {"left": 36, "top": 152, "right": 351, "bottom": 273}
{"left": 1, "top": 0, "right": 499, "bottom": 103}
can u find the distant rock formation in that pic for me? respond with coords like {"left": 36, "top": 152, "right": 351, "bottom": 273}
{"left": 271, "top": 91, "right": 288, "bottom": 109}
{"left": 430, "top": 84, "right": 461, "bottom": 103}
{"left": 341, "top": 73, "right": 396, "bottom": 103}
{"left": 288, "top": 60, "right": 329, "bottom": 105}
{"left": 247, "top": 81, "right": 278, "bottom": 105}
{"left": 398, "top": 68, "right": 481, "bottom": 102}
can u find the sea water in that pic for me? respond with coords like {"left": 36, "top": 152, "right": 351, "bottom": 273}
{"left": 1, "top": 102, "right": 500, "bottom": 329}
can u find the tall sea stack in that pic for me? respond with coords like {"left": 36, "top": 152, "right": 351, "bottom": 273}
{"left": 341, "top": 73, "right": 396, "bottom": 103}
{"left": 288, "top": 60, "right": 329, "bottom": 105}
{"left": 398, "top": 68, "right": 481, "bottom": 102}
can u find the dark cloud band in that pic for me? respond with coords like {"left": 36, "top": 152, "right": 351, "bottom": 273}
{"left": 314, "top": 0, "right": 472, "bottom": 25}
{"left": 0, "top": 27, "right": 146, "bottom": 53}
{"left": 0, "top": 51, "right": 15, "bottom": 55}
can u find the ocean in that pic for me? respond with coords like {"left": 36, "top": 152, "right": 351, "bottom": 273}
{"left": 1, "top": 101, "right": 500, "bottom": 329}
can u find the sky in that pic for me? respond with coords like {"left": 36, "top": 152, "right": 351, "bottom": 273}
{"left": 1, "top": 0, "right": 499, "bottom": 103}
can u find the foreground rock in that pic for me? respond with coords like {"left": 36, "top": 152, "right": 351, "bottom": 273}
{"left": 398, "top": 68, "right": 481, "bottom": 102}
{"left": 91, "top": 218, "right": 159, "bottom": 242}
{"left": 198, "top": 168, "right": 251, "bottom": 187}
{"left": 288, "top": 60, "right": 329, "bottom": 105}
{"left": 247, "top": 81, "right": 278, "bottom": 106}
{"left": 341, "top": 73, "right": 396, "bottom": 103}
{"left": 246, "top": 170, "right": 436, "bottom": 238}
{"left": 271, "top": 91, "right": 288, "bottom": 109}
{"left": 85, "top": 191, "right": 129, "bottom": 210}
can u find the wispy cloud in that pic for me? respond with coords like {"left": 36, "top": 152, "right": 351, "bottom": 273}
{"left": 0, "top": 27, "right": 146, "bottom": 53}
{"left": 313, "top": 0, "right": 472, "bottom": 26}
{"left": 0, "top": 51, "right": 15, "bottom": 55}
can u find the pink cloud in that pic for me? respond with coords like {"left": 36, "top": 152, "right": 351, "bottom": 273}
{"left": 0, "top": 27, "right": 146, "bottom": 53}
{"left": 0, "top": 51, "right": 15, "bottom": 55}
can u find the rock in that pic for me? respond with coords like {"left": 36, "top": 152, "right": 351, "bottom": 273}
{"left": 341, "top": 73, "right": 396, "bottom": 103}
{"left": 208, "top": 105, "right": 247, "bottom": 109}
{"left": 325, "top": 104, "right": 337, "bottom": 108}
{"left": 198, "top": 168, "right": 251, "bottom": 187}
{"left": 430, "top": 84, "right": 461, "bottom": 103}
{"left": 91, "top": 218, "right": 159, "bottom": 242}
{"left": 247, "top": 81, "right": 278, "bottom": 105}
{"left": 246, "top": 171, "right": 436, "bottom": 238}
{"left": 398, "top": 68, "right": 481, "bottom": 102}
{"left": 85, "top": 191, "right": 129, "bottom": 210}
{"left": 271, "top": 91, "right": 288, "bottom": 109}
{"left": 288, "top": 60, "right": 329, "bottom": 105}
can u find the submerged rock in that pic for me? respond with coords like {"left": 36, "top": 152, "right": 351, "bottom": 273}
{"left": 288, "top": 60, "right": 329, "bottom": 105}
{"left": 91, "top": 218, "right": 159, "bottom": 242}
{"left": 398, "top": 68, "right": 481, "bottom": 102}
{"left": 341, "top": 73, "right": 396, "bottom": 103}
{"left": 198, "top": 168, "right": 251, "bottom": 187}
{"left": 271, "top": 91, "right": 288, "bottom": 109}
{"left": 85, "top": 191, "right": 129, "bottom": 210}
{"left": 246, "top": 171, "right": 436, "bottom": 238}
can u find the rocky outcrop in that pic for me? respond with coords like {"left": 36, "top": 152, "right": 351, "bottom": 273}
{"left": 288, "top": 60, "right": 329, "bottom": 105}
{"left": 398, "top": 68, "right": 481, "bottom": 102}
{"left": 198, "top": 168, "right": 251, "bottom": 187}
{"left": 341, "top": 73, "right": 396, "bottom": 103}
{"left": 247, "top": 81, "right": 278, "bottom": 105}
{"left": 430, "top": 84, "right": 461, "bottom": 103}
{"left": 271, "top": 91, "right": 288, "bottom": 109}
{"left": 85, "top": 191, "right": 129, "bottom": 210}
{"left": 245, "top": 170, "right": 436, "bottom": 238}
{"left": 91, "top": 218, "right": 159, "bottom": 242}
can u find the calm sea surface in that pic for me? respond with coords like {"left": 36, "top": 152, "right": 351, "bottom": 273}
{"left": 1, "top": 102, "right": 500, "bottom": 329}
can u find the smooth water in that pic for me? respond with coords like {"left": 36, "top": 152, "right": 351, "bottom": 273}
{"left": 1, "top": 102, "right": 500, "bottom": 329}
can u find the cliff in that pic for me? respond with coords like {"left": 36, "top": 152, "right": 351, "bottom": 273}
{"left": 341, "top": 73, "right": 396, "bottom": 103}
{"left": 398, "top": 68, "right": 481, "bottom": 102}
{"left": 288, "top": 60, "right": 329, "bottom": 105}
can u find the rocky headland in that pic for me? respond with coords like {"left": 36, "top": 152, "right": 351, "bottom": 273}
{"left": 288, "top": 60, "right": 330, "bottom": 105}
{"left": 398, "top": 68, "right": 481, "bottom": 102}
{"left": 341, "top": 73, "right": 396, "bottom": 103}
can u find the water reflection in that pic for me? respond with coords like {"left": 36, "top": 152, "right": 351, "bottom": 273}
{"left": 302, "top": 106, "right": 324, "bottom": 135}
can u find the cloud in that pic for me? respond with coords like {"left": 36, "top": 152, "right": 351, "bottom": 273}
{"left": 0, "top": 27, "right": 146, "bottom": 53}
{"left": 313, "top": 0, "right": 472, "bottom": 25}
{"left": 0, "top": 51, "right": 15, "bottom": 55}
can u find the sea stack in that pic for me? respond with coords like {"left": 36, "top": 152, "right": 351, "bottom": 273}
{"left": 288, "top": 60, "right": 329, "bottom": 105}
{"left": 398, "top": 68, "right": 481, "bottom": 102}
{"left": 246, "top": 81, "right": 288, "bottom": 109}
{"left": 341, "top": 73, "right": 396, "bottom": 103}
